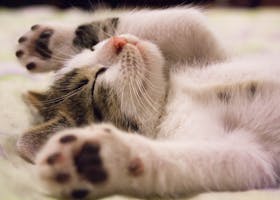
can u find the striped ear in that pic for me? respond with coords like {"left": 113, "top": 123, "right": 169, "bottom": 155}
{"left": 23, "top": 90, "right": 47, "bottom": 114}
{"left": 17, "top": 112, "right": 75, "bottom": 163}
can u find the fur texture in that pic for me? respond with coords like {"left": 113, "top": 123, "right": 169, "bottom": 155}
{"left": 14, "top": 7, "right": 280, "bottom": 200}
{"left": 16, "top": 7, "right": 226, "bottom": 72}
{"left": 16, "top": 7, "right": 226, "bottom": 162}
{"left": 34, "top": 36, "right": 280, "bottom": 199}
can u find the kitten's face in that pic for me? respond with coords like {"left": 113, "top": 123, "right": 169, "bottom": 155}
{"left": 28, "top": 35, "right": 168, "bottom": 134}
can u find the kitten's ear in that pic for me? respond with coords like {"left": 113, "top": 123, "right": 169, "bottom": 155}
{"left": 23, "top": 90, "right": 47, "bottom": 113}
{"left": 17, "top": 112, "right": 75, "bottom": 163}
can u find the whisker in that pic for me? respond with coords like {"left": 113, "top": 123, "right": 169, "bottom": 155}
{"left": 134, "top": 77, "right": 160, "bottom": 115}
{"left": 128, "top": 77, "right": 138, "bottom": 114}
{"left": 129, "top": 77, "right": 146, "bottom": 112}
{"left": 131, "top": 74, "right": 160, "bottom": 114}
{"left": 134, "top": 68, "right": 165, "bottom": 92}
{"left": 40, "top": 86, "right": 86, "bottom": 106}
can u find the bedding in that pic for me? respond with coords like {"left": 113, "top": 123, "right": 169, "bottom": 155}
{"left": 0, "top": 6, "right": 280, "bottom": 200}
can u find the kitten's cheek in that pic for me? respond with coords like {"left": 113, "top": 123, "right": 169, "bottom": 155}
{"left": 135, "top": 43, "right": 146, "bottom": 59}
{"left": 99, "top": 43, "right": 118, "bottom": 62}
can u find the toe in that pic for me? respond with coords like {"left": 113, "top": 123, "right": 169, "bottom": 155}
{"left": 26, "top": 62, "right": 37, "bottom": 70}
{"left": 71, "top": 189, "right": 89, "bottom": 199}
{"left": 18, "top": 36, "right": 27, "bottom": 43}
{"left": 15, "top": 50, "right": 24, "bottom": 58}
{"left": 31, "top": 24, "right": 40, "bottom": 31}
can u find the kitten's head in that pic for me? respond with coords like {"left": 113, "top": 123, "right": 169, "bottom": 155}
{"left": 27, "top": 34, "right": 168, "bottom": 136}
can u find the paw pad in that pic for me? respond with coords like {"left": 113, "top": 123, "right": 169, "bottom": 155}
{"left": 37, "top": 125, "right": 138, "bottom": 198}
{"left": 71, "top": 189, "right": 89, "bottom": 199}
{"left": 59, "top": 134, "right": 77, "bottom": 144}
{"left": 31, "top": 24, "right": 40, "bottom": 31}
{"left": 18, "top": 36, "right": 27, "bottom": 43}
{"left": 46, "top": 152, "right": 62, "bottom": 165}
{"left": 16, "top": 25, "right": 57, "bottom": 72}
{"left": 15, "top": 50, "right": 24, "bottom": 58}
{"left": 55, "top": 172, "right": 71, "bottom": 184}
{"left": 35, "top": 29, "right": 53, "bottom": 59}
{"left": 39, "top": 30, "right": 53, "bottom": 38}
{"left": 74, "top": 142, "right": 108, "bottom": 184}
{"left": 128, "top": 157, "right": 144, "bottom": 176}
{"left": 26, "top": 62, "right": 36, "bottom": 70}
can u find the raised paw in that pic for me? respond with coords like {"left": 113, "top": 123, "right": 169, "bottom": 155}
{"left": 16, "top": 24, "right": 79, "bottom": 72}
{"left": 36, "top": 124, "right": 147, "bottom": 199}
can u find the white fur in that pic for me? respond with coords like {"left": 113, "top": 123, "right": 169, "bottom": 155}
{"left": 35, "top": 35, "right": 280, "bottom": 199}
{"left": 116, "top": 7, "right": 227, "bottom": 66}
{"left": 33, "top": 7, "right": 280, "bottom": 199}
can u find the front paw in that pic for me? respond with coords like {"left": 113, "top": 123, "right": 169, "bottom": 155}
{"left": 36, "top": 124, "right": 146, "bottom": 199}
{"left": 16, "top": 24, "right": 77, "bottom": 73}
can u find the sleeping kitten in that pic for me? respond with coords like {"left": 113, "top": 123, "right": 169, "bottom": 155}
{"left": 16, "top": 7, "right": 227, "bottom": 162}
{"left": 34, "top": 34, "right": 280, "bottom": 199}
{"left": 15, "top": 7, "right": 280, "bottom": 199}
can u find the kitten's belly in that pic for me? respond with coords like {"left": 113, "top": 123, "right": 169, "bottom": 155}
{"left": 159, "top": 57, "right": 280, "bottom": 142}
{"left": 159, "top": 83, "right": 280, "bottom": 144}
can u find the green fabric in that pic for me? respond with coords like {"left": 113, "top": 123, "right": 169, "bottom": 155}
{"left": 0, "top": 7, "right": 280, "bottom": 200}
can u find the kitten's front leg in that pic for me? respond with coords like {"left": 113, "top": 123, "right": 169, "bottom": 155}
{"left": 36, "top": 124, "right": 154, "bottom": 199}
{"left": 15, "top": 18, "right": 118, "bottom": 72}
{"left": 16, "top": 24, "right": 78, "bottom": 72}
{"left": 36, "top": 125, "right": 277, "bottom": 199}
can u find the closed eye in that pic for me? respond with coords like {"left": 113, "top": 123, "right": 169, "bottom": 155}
{"left": 96, "top": 67, "right": 108, "bottom": 77}
{"left": 91, "top": 67, "right": 107, "bottom": 97}
{"left": 91, "top": 67, "right": 108, "bottom": 121}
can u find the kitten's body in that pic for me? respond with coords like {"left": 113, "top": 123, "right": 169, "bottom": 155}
{"left": 159, "top": 57, "right": 280, "bottom": 190}
{"left": 35, "top": 49, "right": 280, "bottom": 198}
{"left": 16, "top": 7, "right": 227, "bottom": 162}
{"left": 15, "top": 7, "right": 280, "bottom": 199}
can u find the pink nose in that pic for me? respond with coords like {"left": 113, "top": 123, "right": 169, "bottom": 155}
{"left": 112, "top": 37, "right": 127, "bottom": 53}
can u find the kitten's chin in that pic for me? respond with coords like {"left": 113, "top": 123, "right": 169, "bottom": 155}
{"left": 94, "top": 35, "right": 167, "bottom": 135}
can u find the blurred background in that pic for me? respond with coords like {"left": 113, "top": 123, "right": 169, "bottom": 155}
{"left": 0, "top": 0, "right": 280, "bottom": 9}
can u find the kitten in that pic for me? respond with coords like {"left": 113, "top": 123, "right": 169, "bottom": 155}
{"left": 15, "top": 7, "right": 280, "bottom": 199}
{"left": 16, "top": 7, "right": 227, "bottom": 162}
{"left": 34, "top": 34, "right": 280, "bottom": 199}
